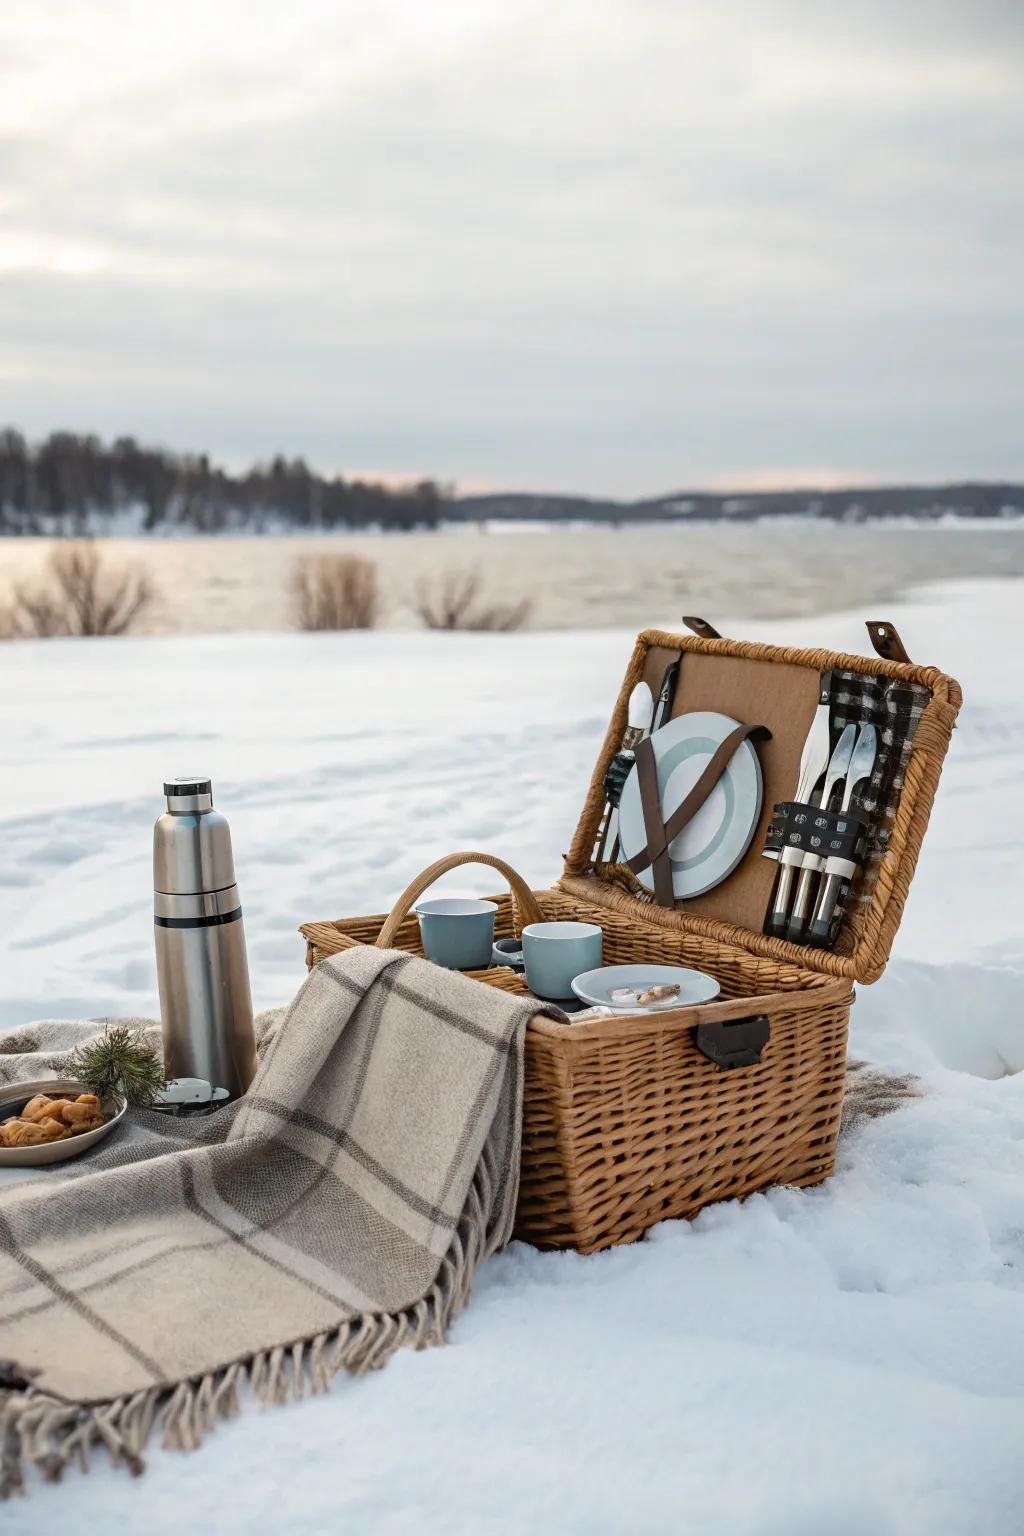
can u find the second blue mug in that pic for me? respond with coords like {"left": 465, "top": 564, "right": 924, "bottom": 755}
{"left": 521, "top": 920, "right": 602, "bottom": 1000}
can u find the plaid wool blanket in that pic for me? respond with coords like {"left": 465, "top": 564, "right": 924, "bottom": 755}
{"left": 0, "top": 948, "right": 545, "bottom": 1492}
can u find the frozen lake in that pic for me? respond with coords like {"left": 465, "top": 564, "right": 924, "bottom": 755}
{"left": 1, "top": 522, "right": 1021, "bottom": 633}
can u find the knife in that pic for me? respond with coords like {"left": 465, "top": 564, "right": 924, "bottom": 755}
{"left": 766, "top": 670, "right": 833, "bottom": 937}
{"left": 807, "top": 722, "right": 878, "bottom": 946}
{"left": 784, "top": 722, "right": 857, "bottom": 943}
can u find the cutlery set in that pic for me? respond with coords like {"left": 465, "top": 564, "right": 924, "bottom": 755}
{"left": 764, "top": 672, "right": 880, "bottom": 948}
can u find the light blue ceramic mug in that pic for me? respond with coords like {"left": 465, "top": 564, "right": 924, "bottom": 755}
{"left": 522, "top": 920, "right": 602, "bottom": 1000}
{"left": 415, "top": 897, "right": 497, "bottom": 970}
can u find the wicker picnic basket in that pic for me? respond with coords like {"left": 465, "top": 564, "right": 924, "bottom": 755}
{"left": 301, "top": 620, "right": 960, "bottom": 1254}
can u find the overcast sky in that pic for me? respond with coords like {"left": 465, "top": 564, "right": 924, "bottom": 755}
{"left": 1, "top": 0, "right": 1021, "bottom": 495}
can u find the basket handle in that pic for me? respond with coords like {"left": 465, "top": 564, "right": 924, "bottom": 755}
{"left": 375, "top": 852, "right": 544, "bottom": 949}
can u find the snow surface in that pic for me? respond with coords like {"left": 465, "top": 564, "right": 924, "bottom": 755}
{"left": 1, "top": 579, "right": 1023, "bottom": 1532}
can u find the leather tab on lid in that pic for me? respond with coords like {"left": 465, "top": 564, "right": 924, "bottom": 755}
{"left": 682, "top": 615, "right": 722, "bottom": 640}
{"left": 865, "top": 621, "right": 911, "bottom": 664}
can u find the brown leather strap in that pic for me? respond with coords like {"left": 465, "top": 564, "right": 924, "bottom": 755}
{"left": 627, "top": 723, "right": 772, "bottom": 904}
{"left": 865, "top": 620, "right": 912, "bottom": 664}
{"left": 633, "top": 728, "right": 676, "bottom": 905}
{"left": 682, "top": 615, "right": 722, "bottom": 640}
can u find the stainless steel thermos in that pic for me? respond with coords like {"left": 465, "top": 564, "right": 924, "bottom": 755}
{"left": 153, "top": 778, "right": 257, "bottom": 1099}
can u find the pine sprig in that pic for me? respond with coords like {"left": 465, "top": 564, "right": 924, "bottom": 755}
{"left": 66, "top": 1025, "right": 166, "bottom": 1109}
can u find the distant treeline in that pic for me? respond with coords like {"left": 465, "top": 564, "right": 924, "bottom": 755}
{"left": 458, "top": 484, "right": 1024, "bottom": 524}
{"left": 0, "top": 429, "right": 448, "bottom": 534}
{"left": 1, "top": 427, "right": 1020, "bottom": 535}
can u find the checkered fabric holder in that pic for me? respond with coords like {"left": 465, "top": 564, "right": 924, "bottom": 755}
{"left": 830, "top": 668, "right": 931, "bottom": 913}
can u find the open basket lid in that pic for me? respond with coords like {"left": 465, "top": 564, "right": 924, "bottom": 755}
{"left": 558, "top": 619, "right": 962, "bottom": 986}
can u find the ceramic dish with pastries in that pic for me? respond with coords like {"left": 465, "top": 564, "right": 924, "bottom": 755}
{"left": 0, "top": 1078, "right": 126, "bottom": 1167}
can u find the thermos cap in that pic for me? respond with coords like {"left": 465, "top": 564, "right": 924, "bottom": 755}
{"left": 164, "top": 777, "right": 212, "bottom": 798}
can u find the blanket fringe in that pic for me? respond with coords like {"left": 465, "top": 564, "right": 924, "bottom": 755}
{"left": 1, "top": 1150, "right": 500, "bottom": 1496}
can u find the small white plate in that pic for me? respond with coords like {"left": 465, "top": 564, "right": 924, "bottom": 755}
{"left": 0, "top": 1079, "right": 126, "bottom": 1168}
{"left": 571, "top": 964, "right": 720, "bottom": 1011}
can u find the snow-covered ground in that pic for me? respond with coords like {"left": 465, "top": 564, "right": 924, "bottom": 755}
{"left": 2, "top": 579, "right": 1023, "bottom": 1532}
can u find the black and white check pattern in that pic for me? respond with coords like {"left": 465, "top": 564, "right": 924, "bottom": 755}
{"left": 830, "top": 668, "right": 930, "bottom": 912}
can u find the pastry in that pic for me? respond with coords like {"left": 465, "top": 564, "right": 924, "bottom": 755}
{"left": 1, "top": 1115, "right": 68, "bottom": 1145}
{"left": 35, "top": 1117, "right": 69, "bottom": 1142}
{"left": 63, "top": 1098, "right": 104, "bottom": 1131}
{"left": 2, "top": 1120, "right": 51, "bottom": 1147}
{"left": 636, "top": 984, "right": 681, "bottom": 1005}
{"left": 20, "top": 1094, "right": 57, "bottom": 1123}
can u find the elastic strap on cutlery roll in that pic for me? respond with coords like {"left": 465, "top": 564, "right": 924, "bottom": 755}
{"left": 627, "top": 723, "right": 772, "bottom": 906}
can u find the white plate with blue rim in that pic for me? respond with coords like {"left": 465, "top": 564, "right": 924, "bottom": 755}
{"left": 570, "top": 963, "right": 720, "bottom": 1012}
{"left": 617, "top": 711, "right": 764, "bottom": 899}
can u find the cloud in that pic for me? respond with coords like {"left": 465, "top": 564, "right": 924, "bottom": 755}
{"left": 0, "top": 0, "right": 1021, "bottom": 492}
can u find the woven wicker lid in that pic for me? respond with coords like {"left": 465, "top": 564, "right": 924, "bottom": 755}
{"left": 560, "top": 626, "right": 962, "bottom": 986}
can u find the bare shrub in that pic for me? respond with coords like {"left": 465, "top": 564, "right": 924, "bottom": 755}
{"left": 413, "top": 568, "right": 532, "bottom": 632}
{"left": 1, "top": 588, "right": 68, "bottom": 638}
{"left": 291, "top": 552, "right": 380, "bottom": 630}
{"left": 1, "top": 541, "right": 158, "bottom": 639}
